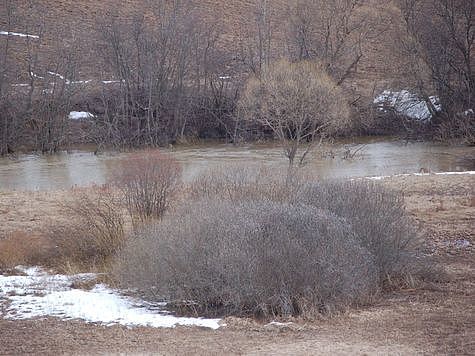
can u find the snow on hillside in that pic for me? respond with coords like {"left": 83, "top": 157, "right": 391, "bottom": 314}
{"left": 69, "top": 111, "right": 94, "bottom": 120}
{"left": 374, "top": 90, "right": 441, "bottom": 121}
{"left": 0, "top": 266, "right": 221, "bottom": 329}
{"left": 0, "top": 31, "right": 39, "bottom": 39}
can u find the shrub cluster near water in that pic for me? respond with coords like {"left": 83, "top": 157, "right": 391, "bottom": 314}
{"left": 114, "top": 165, "right": 435, "bottom": 318}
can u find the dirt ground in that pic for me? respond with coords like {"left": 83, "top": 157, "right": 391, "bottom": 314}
{"left": 0, "top": 174, "right": 474, "bottom": 355}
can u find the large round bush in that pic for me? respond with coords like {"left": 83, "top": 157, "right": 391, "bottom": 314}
{"left": 116, "top": 198, "right": 378, "bottom": 317}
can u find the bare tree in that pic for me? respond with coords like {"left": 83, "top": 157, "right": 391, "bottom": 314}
{"left": 0, "top": 0, "right": 26, "bottom": 155}
{"left": 399, "top": 0, "right": 474, "bottom": 119}
{"left": 94, "top": 1, "right": 230, "bottom": 148}
{"left": 238, "top": 0, "right": 276, "bottom": 77}
{"left": 286, "top": 0, "right": 369, "bottom": 86}
{"left": 239, "top": 59, "right": 350, "bottom": 168}
{"left": 26, "top": 34, "right": 80, "bottom": 153}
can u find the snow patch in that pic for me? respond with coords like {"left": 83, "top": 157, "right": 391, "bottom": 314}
{"left": 47, "top": 71, "right": 65, "bottom": 80}
{"left": 30, "top": 72, "right": 44, "bottom": 79}
{"left": 453, "top": 239, "right": 470, "bottom": 249}
{"left": 69, "top": 80, "right": 92, "bottom": 85}
{"left": 374, "top": 90, "right": 441, "bottom": 121}
{"left": 363, "top": 171, "right": 475, "bottom": 181}
{"left": 0, "top": 267, "right": 220, "bottom": 329}
{"left": 0, "top": 30, "right": 39, "bottom": 39}
{"left": 101, "top": 80, "right": 123, "bottom": 84}
{"left": 265, "top": 321, "right": 294, "bottom": 327}
{"left": 69, "top": 111, "right": 94, "bottom": 120}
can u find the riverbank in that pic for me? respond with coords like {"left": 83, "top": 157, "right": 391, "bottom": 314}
{"left": 0, "top": 172, "right": 473, "bottom": 354}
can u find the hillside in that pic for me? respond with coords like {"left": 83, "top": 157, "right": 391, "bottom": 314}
{"left": 1, "top": 0, "right": 409, "bottom": 98}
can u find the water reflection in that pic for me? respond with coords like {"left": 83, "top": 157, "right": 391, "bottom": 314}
{"left": 0, "top": 138, "right": 473, "bottom": 191}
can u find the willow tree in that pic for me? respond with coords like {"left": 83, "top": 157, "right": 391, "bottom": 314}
{"left": 239, "top": 59, "right": 350, "bottom": 168}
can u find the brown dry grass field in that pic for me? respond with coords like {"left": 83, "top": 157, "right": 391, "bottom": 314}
{"left": 0, "top": 174, "right": 474, "bottom": 355}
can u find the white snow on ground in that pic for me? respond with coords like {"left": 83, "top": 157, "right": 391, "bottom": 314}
{"left": 102, "top": 80, "right": 123, "bottom": 84}
{"left": 363, "top": 171, "right": 475, "bottom": 181}
{"left": 30, "top": 72, "right": 44, "bottom": 79}
{"left": 0, "top": 266, "right": 220, "bottom": 329}
{"left": 11, "top": 77, "right": 121, "bottom": 87}
{"left": 0, "top": 31, "right": 39, "bottom": 39}
{"left": 374, "top": 90, "right": 441, "bottom": 121}
{"left": 453, "top": 239, "right": 470, "bottom": 249}
{"left": 265, "top": 321, "right": 294, "bottom": 327}
{"left": 69, "top": 80, "right": 92, "bottom": 85}
{"left": 69, "top": 111, "right": 95, "bottom": 120}
{"left": 47, "top": 71, "right": 65, "bottom": 80}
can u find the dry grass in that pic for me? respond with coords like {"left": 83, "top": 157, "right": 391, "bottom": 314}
{"left": 0, "top": 172, "right": 473, "bottom": 354}
{"left": 0, "top": 231, "right": 53, "bottom": 271}
{"left": 47, "top": 185, "right": 126, "bottom": 271}
{"left": 0, "top": 186, "right": 127, "bottom": 272}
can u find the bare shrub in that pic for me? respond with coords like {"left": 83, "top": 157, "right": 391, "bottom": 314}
{"left": 297, "top": 180, "right": 423, "bottom": 284}
{"left": 434, "top": 112, "right": 475, "bottom": 145}
{"left": 239, "top": 59, "right": 351, "bottom": 168}
{"left": 113, "top": 151, "right": 182, "bottom": 224}
{"left": 50, "top": 186, "right": 125, "bottom": 269}
{"left": 115, "top": 166, "right": 438, "bottom": 318}
{"left": 115, "top": 198, "right": 378, "bottom": 317}
{"left": 188, "top": 164, "right": 302, "bottom": 202}
{"left": 191, "top": 167, "right": 431, "bottom": 282}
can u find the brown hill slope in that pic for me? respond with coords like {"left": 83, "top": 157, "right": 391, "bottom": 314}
{"left": 1, "top": 0, "right": 409, "bottom": 99}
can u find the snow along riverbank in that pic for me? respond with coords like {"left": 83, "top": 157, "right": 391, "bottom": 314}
{"left": 363, "top": 170, "right": 475, "bottom": 181}
{"left": 0, "top": 266, "right": 220, "bottom": 329}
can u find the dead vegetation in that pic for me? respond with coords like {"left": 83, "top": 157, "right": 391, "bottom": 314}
{"left": 2, "top": 0, "right": 472, "bottom": 153}
{"left": 49, "top": 185, "right": 125, "bottom": 270}
{"left": 113, "top": 151, "right": 182, "bottom": 224}
{"left": 0, "top": 169, "right": 473, "bottom": 354}
{"left": 239, "top": 60, "right": 351, "bottom": 167}
{"left": 0, "top": 231, "right": 52, "bottom": 270}
{"left": 114, "top": 167, "right": 440, "bottom": 318}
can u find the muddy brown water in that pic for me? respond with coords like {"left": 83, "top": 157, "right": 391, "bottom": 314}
{"left": 0, "top": 138, "right": 473, "bottom": 191}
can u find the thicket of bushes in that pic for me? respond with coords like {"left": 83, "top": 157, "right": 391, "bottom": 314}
{"left": 45, "top": 151, "right": 181, "bottom": 271}
{"left": 114, "top": 165, "right": 438, "bottom": 318}
{"left": 116, "top": 198, "right": 378, "bottom": 317}
{"left": 49, "top": 186, "right": 125, "bottom": 270}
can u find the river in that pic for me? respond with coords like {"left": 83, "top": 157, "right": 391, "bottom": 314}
{"left": 0, "top": 138, "right": 473, "bottom": 191}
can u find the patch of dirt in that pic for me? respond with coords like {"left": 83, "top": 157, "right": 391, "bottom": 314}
{"left": 0, "top": 174, "right": 474, "bottom": 355}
